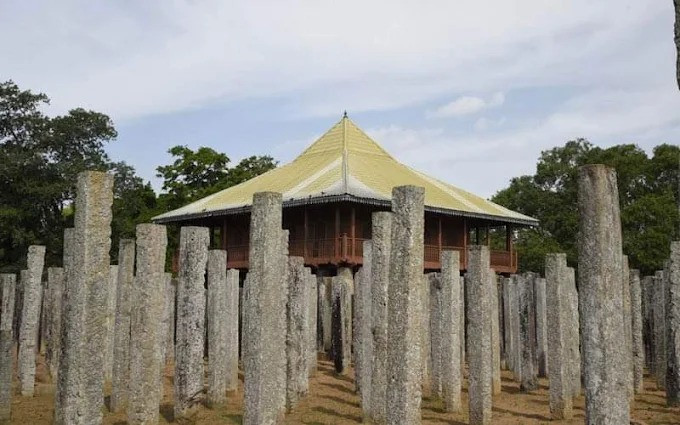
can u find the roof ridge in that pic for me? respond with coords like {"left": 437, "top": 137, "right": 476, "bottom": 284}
{"left": 342, "top": 114, "right": 349, "bottom": 193}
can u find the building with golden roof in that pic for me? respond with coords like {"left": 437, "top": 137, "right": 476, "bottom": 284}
{"left": 154, "top": 114, "right": 537, "bottom": 273}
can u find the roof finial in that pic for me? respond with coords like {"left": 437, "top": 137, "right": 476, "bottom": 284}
{"left": 343, "top": 110, "right": 348, "bottom": 119}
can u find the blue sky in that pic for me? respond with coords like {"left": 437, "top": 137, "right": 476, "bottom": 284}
{"left": 2, "top": 1, "right": 678, "bottom": 198}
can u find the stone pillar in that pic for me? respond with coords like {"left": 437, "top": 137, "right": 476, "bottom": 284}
{"left": 441, "top": 250, "right": 462, "bottom": 412}
{"left": 467, "top": 245, "right": 492, "bottom": 425}
{"left": 243, "top": 192, "right": 287, "bottom": 425}
{"left": 386, "top": 186, "right": 424, "bottom": 425}
{"left": 318, "top": 275, "right": 331, "bottom": 353}
{"left": 460, "top": 275, "right": 466, "bottom": 370}
{"left": 667, "top": 241, "right": 680, "bottom": 406}
{"left": 355, "top": 254, "right": 372, "bottom": 403}
{"left": 545, "top": 253, "right": 573, "bottom": 419}
{"left": 490, "top": 272, "right": 501, "bottom": 394}
{"left": 622, "top": 256, "right": 634, "bottom": 398}
{"left": 502, "top": 278, "right": 513, "bottom": 373}
{"left": 428, "top": 272, "right": 443, "bottom": 398}
{"left": 510, "top": 276, "right": 521, "bottom": 381}
{"left": 127, "top": 224, "right": 167, "bottom": 424}
{"left": 565, "top": 267, "right": 581, "bottom": 396}
{"left": 331, "top": 269, "right": 352, "bottom": 374}
{"left": 630, "top": 269, "right": 645, "bottom": 394}
{"left": 286, "top": 257, "right": 309, "bottom": 410}
{"left": 110, "top": 239, "right": 135, "bottom": 412}
{"left": 642, "top": 275, "right": 655, "bottom": 372}
{"left": 206, "top": 250, "right": 228, "bottom": 407}
{"left": 420, "top": 273, "right": 431, "bottom": 398}
{"left": 18, "top": 245, "right": 46, "bottom": 396}
{"left": 535, "top": 277, "right": 548, "bottom": 378}
{"left": 577, "top": 164, "right": 629, "bottom": 424}
{"left": 306, "top": 268, "right": 317, "bottom": 377}
{"left": 226, "top": 269, "right": 240, "bottom": 393}
{"left": 104, "top": 265, "right": 118, "bottom": 382}
{"left": 518, "top": 273, "right": 538, "bottom": 391}
{"left": 174, "top": 226, "right": 209, "bottom": 419}
{"left": 45, "top": 267, "right": 64, "bottom": 379}
{"left": 0, "top": 274, "right": 16, "bottom": 421}
{"left": 369, "top": 211, "right": 392, "bottom": 424}
{"left": 654, "top": 270, "right": 667, "bottom": 390}
{"left": 55, "top": 172, "right": 113, "bottom": 425}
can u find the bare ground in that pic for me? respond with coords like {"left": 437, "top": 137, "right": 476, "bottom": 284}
{"left": 7, "top": 354, "right": 680, "bottom": 424}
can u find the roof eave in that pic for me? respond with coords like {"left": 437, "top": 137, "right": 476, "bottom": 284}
{"left": 152, "top": 194, "right": 539, "bottom": 227}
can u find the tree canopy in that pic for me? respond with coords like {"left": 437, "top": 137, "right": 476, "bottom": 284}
{"left": 491, "top": 139, "right": 679, "bottom": 275}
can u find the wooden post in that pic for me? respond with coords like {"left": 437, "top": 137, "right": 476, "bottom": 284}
{"left": 351, "top": 206, "right": 356, "bottom": 259}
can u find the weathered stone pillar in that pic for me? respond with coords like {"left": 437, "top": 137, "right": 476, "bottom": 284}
{"left": 18, "top": 245, "right": 46, "bottom": 396}
{"left": 386, "top": 186, "right": 424, "bottom": 425}
{"left": 206, "top": 249, "right": 228, "bottom": 407}
{"left": 110, "top": 238, "right": 135, "bottom": 413}
{"left": 641, "top": 275, "right": 654, "bottom": 371}
{"left": 319, "top": 275, "right": 332, "bottom": 353}
{"left": 13, "top": 271, "right": 25, "bottom": 345}
{"left": 654, "top": 269, "right": 667, "bottom": 390}
{"left": 420, "top": 272, "right": 431, "bottom": 398}
{"left": 45, "top": 267, "right": 64, "bottom": 379}
{"left": 226, "top": 269, "right": 239, "bottom": 393}
{"left": 127, "top": 224, "right": 167, "bottom": 424}
{"left": 0, "top": 274, "right": 16, "bottom": 421}
{"left": 55, "top": 172, "right": 113, "bottom": 425}
{"left": 331, "top": 268, "right": 352, "bottom": 374}
{"left": 460, "top": 275, "right": 466, "bottom": 370}
{"left": 535, "top": 277, "right": 548, "bottom": 378}
{"left": 369, "top": 211, "right": 392, "bottom": 424}
{"left": 509, "top": 276, "right": 521, "bottom": 381}
{"left": 243, "top": 192, "right": 287, "bottom": 425}
{"left": 502, "top": 277, "right": 512, "bottom": 372}
{"left": 545, "top": 253, "right": 573, "bottom": 419}
{"left": 441, "top": 250, "right": 462, "bottom": 412}
{"left": 565, "top": 267, "right": 581, "bottom": 396}
{"left": 630, "top": 269, "right": 645, "bottom": 394}
{"left": 518, "top": 273, "right": 538, "bottom": 391}
{"left": 286, "top": 257, "right": 309, "bottom": 410}
{"left": 667, "top": 241, "right": 680, "bottom": 406}
{"left": 174, "top": 226, "right": 209, "bottom": 419}
{"left": 356, "top": 241, "right": 372, "bottom": 409}
{"left": 104, "top": 265, "right": 118, "bottom": 383}
{"left": 428, "top": 272, "right": 443, "bottom": 398}
{"left": 467, "top": 245, "right": 492, "bottom": 425}
{"left": 577, "top": 164, "right": 629, "bottom": 424}
{"left": 306, "top": 268, "right": 317, "bottom": 377}
{"left": 490, "top": 272, "right": 501, "bottom": 394}
{"left": 622, "top": 256, "right": 634, "bottom": 398}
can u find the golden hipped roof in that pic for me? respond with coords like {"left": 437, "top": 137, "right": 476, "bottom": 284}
{"left": 153, "top": 115, "right": 538, "bottom": 226}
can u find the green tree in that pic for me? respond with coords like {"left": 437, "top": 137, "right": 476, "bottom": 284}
{"left": 492, "top": 140, "right": 679, "bottom": 276}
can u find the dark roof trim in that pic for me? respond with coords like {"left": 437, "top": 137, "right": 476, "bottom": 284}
{"left": 152, "top": 193, "right": 539, "bottom": 227}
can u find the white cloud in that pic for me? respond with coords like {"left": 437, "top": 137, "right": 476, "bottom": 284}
{"left": 429, "top": 92, "right": 506, "bottom": 118}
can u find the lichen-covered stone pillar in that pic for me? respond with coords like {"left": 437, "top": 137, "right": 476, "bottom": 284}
{"left": 206, "top": 249, "right": 228, "bottom": 407}
{"left": 441, "top": 250, "right": 462, "bottom": 412}
{"left": 545, "top": 253, "right": 573, "bottom": 420}
{"left": 654, "top": 270, "right": 667, "bottom": 390}
{"left": 460, "top": 275, "right": 466, "bottom": 370}
{"left": 305, "top": 268, "right": 317, "bottom": 378}
{"left": 55, "top": 172, "right": 113, "bottom": 425}
{"left": 319, "top": 275, "right": 332, "bottom": 353}
{"left": 0, "top": 274, "right": 16, "bottom": 421}
{"left": 535, "top": 277, "right": 548, "bottom": 378}
{"left": 509, "top": 276, "right": 521, "bottom": 381}
{"left": 18, "top": 245, "right": 46, "bottom": 396}
{"left": 174, "top": 226, "right": 209, "bottom": 419}
{"left": 45, "top": 267, "right": 64, "bottom": 379}
{"left": 630, "top": 269, "right": 645, "bottom": 394}
{"left": 226, "top": 269, "right": 240, "bottom": 393}
{"left": 490, "top": 272, "right": 501, "bottom": 395}
{"left": 420, "top": 272, "right": 431, "bottom": 398}
{"left": 386, "top": 186, "right": 424, "bottom": 425}
{"left": 243, "top": 192, "right": 287, "bottom": 425}
{"left": 577, "top": 164, "right": 629, "bottom": 424}
{"left": 667, "top": 241, "right": 680, "bottom": 406}
{"left": 127, "top": 224, "right": 167, "bottom": 424}
{"left": 356, "top": 241, "right": 372, "bottom": 408}
{"left": 110, "top": 238, "right": 135, "bottom": 413}
{"left": 428, "top": 272, "right": 443, "bottom": 398}
{"left": 622, "top": 256, "right": 634, "bottom": 398}
{"left": 641, "top": 275, "right": 654, "bottom": 372}
{"left": 353, "top": 267, "right": 365, "bottom": 393}
{"left": 286, "top": 257, "right": 309, "bottom": 410}
{"left": 502, "top": 277, "right": 512, "bottom": 372}
{"left": 467, "top": 245, "right": 492, "bottom": 425}
{"left": 518, "top": 273, "right": 538, "bottom": 391}
{"left": 369, "top": 211, "right": 392, "bottom": 424}
{"left": 104, "top": 265, "right": 118, "bottom": 382}
{"left": 331, "top": 269, "right": 352, "bottom": 375}
{"left": 565, "top": 267, "right": 581, "bottom": 396}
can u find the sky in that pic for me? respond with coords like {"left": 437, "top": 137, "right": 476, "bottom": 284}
{"left": 2, "top": 1, "right": 679, "bottom": 198}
